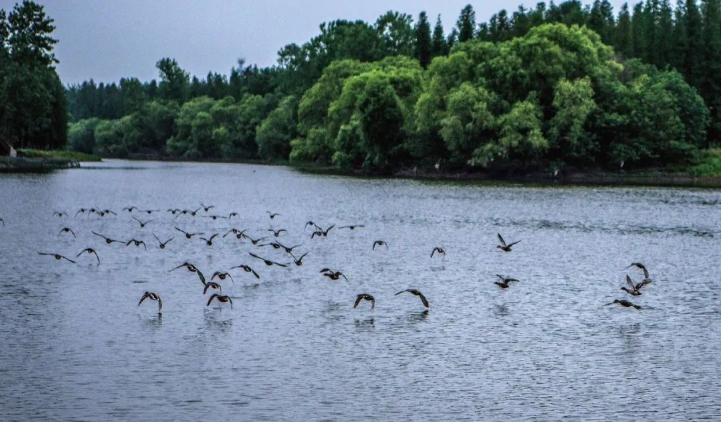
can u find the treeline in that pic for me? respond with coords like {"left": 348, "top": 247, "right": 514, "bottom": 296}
{"left": 0, "top": 1, "right": 67, "bottom": 149}
{"left": 66, "top": 1, "right": 720, "bottom": 171}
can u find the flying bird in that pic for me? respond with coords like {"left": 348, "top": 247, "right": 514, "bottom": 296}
{"left": 229, "top": 264, "right": 260, "bottom": 279}
{"left": 153, "top": 234, "right": 174, "bottom": 249}
{"left": 249, "top": 252, "right": 288, "bottom": 267}
{"left": 395, "top": 289, "right": 429, "bottom": 308}
{"left": 320, "top": 268, "right": 347, "bottom": 281}
{"left": 311, "top": 225, "right": 334, "bottom": 239}
{"left": 495, "top": 275, "right": 519, "bottom": 289}
{"left": 245, "top": 235, "right": 267, "bottom": 245}
{"left": 223, "top": 228, "right": 247, "bottom": 238}
{"left": 58, "top": 227, "right": 76, "bottom": 238}
{"left": 74, "top": 208, "right": 88, "bottom": 217}
{"left": 126, "top": 239, "right": 147, "bottom": 250}
{"left": 53, "top": 211, "right": 68, "bottom": 217}
{"left": 431, "top": 247, "right": 445, "bottom": 258}
{"left": 207, "top": 294, "right": 233, "bottom": 309}
{"left": 228, "top": 212, "right": 239, "bottom": 219}
{"left": 123, "top": 206, "right": 138, "bottom": 212}
{"left": 133, "top": 217, "right": 151, "bottom": 228}
{"left": 268, "top": 228, "right": 287, "bottom": 237}
{"left": 626, "top": 262, "right": 652, "bottom": 284}
{"left": 203, "top": 281, "right": 223, "bottom": 294}
{"left": 138, "top": 291, "right": 162, "bottom": 314}
{"left": 290, "top": 252, "right": 308, "bottom": 266}
{"left": 140, "top": 209, "right": 159, "bottom": 215}
{"left": 76, "top": 248, "right": 100, "bottom": 263}
{"left": 200, "top": 203, "right": 215, "bottom": 212}
{"left": 200, "top": 234, "right": 218, "bottom": 246}
{"left": 621, "top": 275, "right": 651, "bottom": 296}
{"left": 267, "top": 211, "right": 281, "bottom": 219}
{"left": 170, "top": 261, "right": 198, "bottom": 273}
{"left": 339, "top": 225, "right": 365, "bottom": 230}
{"left": 203, "top": 215, "right": 227, "bottom": 221}
{"left": 354, "top": 294, "right": 375, "bottom": 310}
{"left": 175, "top": 227, "right": 203, "bottom": 239}
{"left": 605, "top": 299, "right": 642, "bottom": 310}
{"left": 211, "top": 271, "right": 234, "bottom": 284}
{"left": 38, "top": 252, "right": 76, "bottom": 263}
{"left": 497, "top": 233, "right": 521, "bottom": 252}
{"left": 92, "top": 231, "right": 124, "bottom": 244}
{"left": 372, "top": 240, "right": 388, "bottom": 250}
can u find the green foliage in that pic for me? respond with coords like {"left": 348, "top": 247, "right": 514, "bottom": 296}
{"left": 68, "top": 118, "right": 100, "bottom": 153}
{"left": 689, "top": 148, "right": 721, "bottom": 176}
{"left": 548, "top": 77, "right": 597, "bottom": 159}
{"left": 257, "top": 96, "right": 298, "bottom": 160}
{"left": 17, "top": 148, "right": 101, "bottom": 161}
{"left": 415, "top": 12, "right": 432, "bottom": 68}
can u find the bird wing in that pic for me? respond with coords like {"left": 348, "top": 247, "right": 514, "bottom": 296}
{"left": 641, "top": 266, "right": 650, "bottom": 280}
{"left": 174, "top": 227, "right": 187, "bottom": 235}
{"left": 138, "top": 294, "right": 148, "bottom": 306}
{"left": 207, "top": 294, "right": 218, "bottom": 306}
{"left": 507, "top": 240, "right": 521, "bottom": 248}
{"left": 197, "top": 270, "right": 206, "bottom": 284}
{"left": 60, "top": 255, "right": 77, "bottom": 264}
{"left": 203, "top": 283, "right": 211, "bottom": 295}
{"left": 272, "top": 261, "right": 288, "bottom": 268}
{"left": 211, "top": 271, "right": 220, "bottom": 280}
{"left": 354, "top": 295, "right": 363, "bottom": 308}
{"left": 153, "top": 233, "right": 161, "bottom": 243}
{"left": 395, "top": 290, "right": 407, "bottom": 296}
{"left": 251, "top": 268, "right": 259, "bottom": 279}
{"left": 249, "top": 252, "right": 264, "bottom": 261}
{"left": 92, "top": 250, "right": 100, "bottom": 263}
{"left": 626, "top": 275, "right": 636, "bottom": 291}
{"left": 418, "top": 292, "right": 430, "bottom": 308}
{"left": 38, "top": 252, "right": 53, "bottom": 256}
{"left": 497, "top": 233, "right": 506, "bottom": 247}
{"left": 496, "top": 274, "right": 506, "bottom": 281}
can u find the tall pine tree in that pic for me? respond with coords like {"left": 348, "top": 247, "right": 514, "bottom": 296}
{"left": 415, "top": 11, "right": 432, "bottom": 68}
{"left": 616, "top": 3, "right": 634, "bottom": 57}
{"left": 457, "top": 4, "right": 476, "bottom": 42}
{"left": 431, "top": 15, "right": 448, "bottom": 56}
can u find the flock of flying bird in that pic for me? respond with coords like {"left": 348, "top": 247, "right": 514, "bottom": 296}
{"left": 4, "top": 203, "right": 653, "bottom": 315}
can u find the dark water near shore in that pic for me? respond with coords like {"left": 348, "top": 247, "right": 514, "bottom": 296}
{"left": 1, "top": 160, "right": 720, "bottom": 421}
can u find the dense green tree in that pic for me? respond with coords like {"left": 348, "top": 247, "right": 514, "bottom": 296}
{"left": 156, "top": 58, "right": 189, "bottom": 102}
{"left": 376, "top": 11, "right": 415, "bottom": 57}
{"left": 615, "top": 3, "right": 634, "bottom": 57}
{"left": 431, "top": 15, "right": 448, "bottom": 57}
{"left": 457, "top": 5, "right": 476, "bottom": 42}
{"left": 415, "top": 11, "right": 432, "bottom": 68}
{"left": 256, "top": 96, "right": 298, "bottom": 160}
{"left": 67, "top": 118, "right": 100, "bottom": 153}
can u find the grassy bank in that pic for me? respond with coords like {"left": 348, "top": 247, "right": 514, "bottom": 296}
{"left": 688, "top": 149, "right": 721, "bottom": 177}
{"left": 17, "top": 149, "right": 102, "bottom": 162}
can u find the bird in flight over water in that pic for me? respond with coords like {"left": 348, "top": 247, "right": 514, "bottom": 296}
{"left": 497, "top": 233, "right": 521, "bottom": 252}
{"left": 495, "top": 275, "right": 519, "bottom": 289}
{"left": 76, "top": 248, "right": 100, "bottom": 263}
{"left": 605, "top": 299, "right": 642, "bottom": 310}
{"left": 395, "top": 289, "right": 429, "bottom": 308}
{"left": 354, "top": 294, "right": 375, "bottom": 310}
{"left": 38, "top": 252, "right": 76, "bottom": 263}
{"left": 207, "top": 294, "right": 233, "bottom": 309}
{"left": 138, "top": 291, "right": 162, "bottom": 314}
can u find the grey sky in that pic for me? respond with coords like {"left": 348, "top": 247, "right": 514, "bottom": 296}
{"left": 4, "top": 1, "right": 626, "bottom": 85}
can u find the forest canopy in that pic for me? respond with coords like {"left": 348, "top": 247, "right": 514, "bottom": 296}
{"left": 4, "top": 1, "right": 721, "bottom": 173}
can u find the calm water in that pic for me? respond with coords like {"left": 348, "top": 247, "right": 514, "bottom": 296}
{"left": 1, "top": 160, "right": 720, "bottom": 421}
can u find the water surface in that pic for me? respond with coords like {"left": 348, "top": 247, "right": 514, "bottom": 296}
{"left": 1, "top": 160, "right": 720, "bottom": 421}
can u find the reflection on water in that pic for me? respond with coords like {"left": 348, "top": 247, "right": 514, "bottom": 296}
{"left": 1, "top": 160, "right": 720, "bottom": 420}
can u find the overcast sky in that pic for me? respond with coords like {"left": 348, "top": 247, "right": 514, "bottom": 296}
{"left": 2, "top": 1, "right": 626, "bottom": 85}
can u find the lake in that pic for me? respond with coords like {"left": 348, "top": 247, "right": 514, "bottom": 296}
{"left": 1, "top": 160, "right": 720, "bottom": 421}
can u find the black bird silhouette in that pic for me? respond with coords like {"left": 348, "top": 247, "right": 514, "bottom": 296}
{"left": 249, "top": 252, "right": 288, "bottom": 267}
{"left": 223, "top": 228, "right": 248, "bottom": 239}
{"left": 431, "top": 247, "right": 445, "bottom": 258}
{"left": 200, "top": 203, "right": 215, "bottom": 212}
{"left": 212, "top": 271, "right": 234, "bottom": 283}
{"left": 268, "top": 228, "right": 287, "bottom": 237}
{"left": 268, "top": 241, "right": 300, "bottom": 253}
{"left": 171, "top": 261, "right": 198, "bottom": 273}
{"left": 245, "top": 235, "right": 267, "bottom": 245}
{"left": 203, "top": 282, "right": 223, "bottom": 294}
{"left": 305, "top": 221, "right": 319, "bottom": 229}
{"left": 138, "top": 292, "right": 162, "bottom": 314}
{"left": 267, "top": 211, "right": 281, "bottom": 219}
{"left": 229, "top": 264, "right": 260, "bottom": 279}
{"left": 38, "top": 252, "right": 76, "bottom": 263}
{"left": 626, "top": 262, "right": 652, "bottom": 284}
{"left": 621, "top": 275, "right": 650, "bottom": 296}
{"left": 97, "top": 208, "right": 117, "bottom": 217}
{"left": 203, "top": 215, "right": 227, "bottom": 221}
{"left": 179, "top": 208, "right": 201, "bottom": 217}
{"left": 167, "top": 208, "right": 181, "bottom": 215}
{"left": 200, "top": 234, "right": 219, "bottom": 246}
{"left": 92, "top": 231, "right": 124, "bottom": 245}
{"left": 123, "top": 206, "right": 138, "bottom": 212}
{"left": 58, "top": 227, "right": 76, "bottom": 238}
{"left": 126, "top": 239, "right": 147, "bottom": 250}
{"left": 372, "top": 240, "right": 388, "bottom": 250}
{"left": 53, "top": 211, "right": 68, "bottom": 217}
{"left": 395, "top": 289, "right": 429, "bottom": 308}
{"left": 76, "top": 248, "right": 100, "bottom": 263}
{"left": 153, "top": 234, "right": 174, "bottom": 249}
{"left": 354, "top": 294, "right": 375, "bottom": 310}
{"left": 290, "top": 252, "right": 308, "bottom": 266}
{"left": 320, "top": 268, "right": 347, "bottom": 281}
{"left": 74, "top": 208, "right": 88, "bottom": 217}
{"left": 133, "top": 217, "right": 151, "bottom": 228}
{"left": 175, "top": 227, "right": 203, "bottom": 239}
{"left": 495, "top": 275, "right": 519, "bottom": 289}
{"left": 228, "top": 212, "right": 239, "bottom": 219}
{"left": 605, "top": 299, "right": 642, "bottom": 310}
{"left": 207, "top": 294, "right": 233, "bottom": 308}
{"left": 311, "top": 225, "right": 334, "bottom": 239}
{"left": 339, "top": 225, "right": 365, "bottom": 230}
{"left": 140, "top": 209, "right": 159, "bottom": 215}
{"left": 497, "top": 233, "right": 521, "bottom": 252}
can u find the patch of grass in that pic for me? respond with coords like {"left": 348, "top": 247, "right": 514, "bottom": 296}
{"left": 18, "top": 149, "right": 102, "bottom": 162}
{"left": 688, "top": 148, "right": 721, "bottom": 177}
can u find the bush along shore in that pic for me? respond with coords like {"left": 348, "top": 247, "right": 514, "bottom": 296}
{"left": 0, "top": 149, "right": 101, "bottom": 173}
